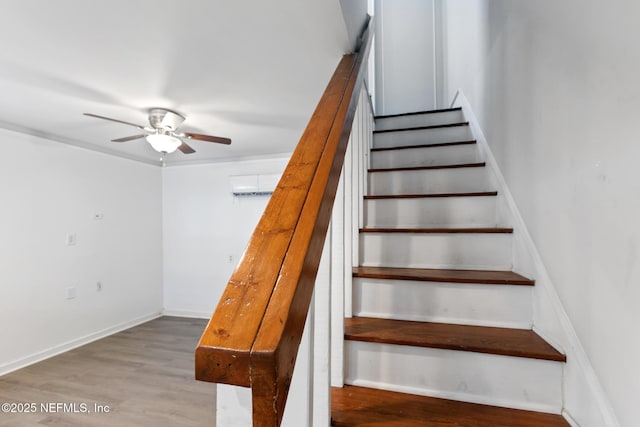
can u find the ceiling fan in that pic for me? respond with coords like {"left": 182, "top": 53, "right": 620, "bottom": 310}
{"left": 84, "top": 108, "right": 231, "bottom": 155}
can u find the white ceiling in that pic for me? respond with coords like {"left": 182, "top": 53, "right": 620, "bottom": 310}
{"left": 0, "top": 1, "right": 350, "bottom": 166}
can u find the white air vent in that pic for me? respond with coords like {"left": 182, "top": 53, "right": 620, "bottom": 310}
{"left": 230, "top": 173, "right": 281, "bottom": 196}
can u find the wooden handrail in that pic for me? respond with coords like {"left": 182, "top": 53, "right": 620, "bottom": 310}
{"left": 196, "top": 16, "right": 374, "bottom": 426}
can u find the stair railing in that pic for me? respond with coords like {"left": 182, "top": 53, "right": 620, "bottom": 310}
{"left": 195, "top": 17, "right": 374, "bottom": 427}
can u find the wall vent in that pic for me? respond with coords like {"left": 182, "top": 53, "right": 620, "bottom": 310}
{"left": 229, "top": 173, "right": 281, "bottom": 196}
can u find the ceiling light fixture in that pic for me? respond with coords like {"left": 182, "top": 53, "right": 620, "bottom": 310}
{"left": 146, "top": 132, "right": 182, "bottom": 154}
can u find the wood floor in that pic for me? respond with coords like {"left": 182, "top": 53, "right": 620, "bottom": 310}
{"left": 0, "top": 316, "right": 215, "bottom": 427}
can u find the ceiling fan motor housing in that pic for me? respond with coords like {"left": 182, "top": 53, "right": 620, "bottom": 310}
{"left": 148, "top": 108, "right": 185, "bottom": 131}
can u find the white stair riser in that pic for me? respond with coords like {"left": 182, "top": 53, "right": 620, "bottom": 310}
{"left": 353, "top": 278, "right": 532, "bottom": 329}
{"left": 364, "top": 196, "right": 497, "bottom": 228}
{"left": 368, "top": 168, "right": 491, "bottom": 196}
{"left": 371, "top": 144, "right": 479, "bottom": 169}
{"left": 360, "top": 232, "right": 512, "bottom": 270}
{"left": 344, "top": 341, "right": 563, "bottom": 413}
{"left": 373, "top": 126, "right": 472, "bottom": 149}
{"left": 375, "top": 110, "right": 464, "bottom": 131}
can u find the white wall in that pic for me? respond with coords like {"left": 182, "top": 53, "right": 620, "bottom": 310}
{"left": 0, "top": 129, "right": 163, "bottom": 374}
{"left": 339, "top": 0, "right": 369, "bottom": 50}
{"left": 374, "top": 0, "right": 437, "bottom": 114}
{"left": 444, "top": 1, "right": 639, "bottom": 426}
{"left": 162, "top": 157, "right": 289, "bottom": 318}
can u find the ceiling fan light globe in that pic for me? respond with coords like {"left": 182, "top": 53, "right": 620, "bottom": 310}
{"left": 146, "top": 133, "right": 181, "bottom": 154}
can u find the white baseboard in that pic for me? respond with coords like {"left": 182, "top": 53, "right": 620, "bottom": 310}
{"left": 162, "top": 308, "right": 211, "bottom": 319}
{"left": 451, "top": 89, "right": 620, "bottom": 427}
{"left": 0, "top": 311, "right": 162, "bottom": 376}
{"left": 564, "top": 410, "right": 581, "bottom": 427}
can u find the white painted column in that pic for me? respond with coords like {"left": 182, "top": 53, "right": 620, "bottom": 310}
{"left": 354, "top": 97, "right": 365, "bottom": 270}
{"left": 331, "top": 167, "right": 346, "bottom": 387}
{"left": 347, "top": 109, "right": 357, "bottom": 318}
{"left": 311, "top": 222, "right": 332, "bottom": 426}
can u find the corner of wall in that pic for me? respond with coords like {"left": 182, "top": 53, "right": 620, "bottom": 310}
{"left": 451, "top": 89, "right": 620, "bottom": 427}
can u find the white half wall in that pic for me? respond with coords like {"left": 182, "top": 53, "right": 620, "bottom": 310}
{"left": 443, "top": 1, "right": 640, "bottom": 425}
{"left": 0, "top": 129, "right": 163, "bottom": 374}
{"left": 162, "top": 156, "right": 289, "bottom": 318}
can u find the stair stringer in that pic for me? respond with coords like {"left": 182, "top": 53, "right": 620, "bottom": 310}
{"left": 451, "top": 89, "right": 619, "bottom": 427}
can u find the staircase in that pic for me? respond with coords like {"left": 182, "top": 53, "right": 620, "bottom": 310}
{"left": 331, "top": 108, "right": 570, "bottom": 426}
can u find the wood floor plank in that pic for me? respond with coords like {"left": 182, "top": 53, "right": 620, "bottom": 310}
{"left": 345, "top": 317, "right": 566, "bottom": 362}
{"left": 353, "top": 266, "right": 535, "bottom": 286}
{"left": 0, "top": 317, "right": 215, "bottom": 427}
{"left": 331, "top": 385, "right": 571, "bottom": 427}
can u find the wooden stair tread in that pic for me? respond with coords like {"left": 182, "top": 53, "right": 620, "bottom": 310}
{"left": 369, "top": 162, "right": 485, "bottom": 173}
{"left": 353, "top": 266, "right": 534, "bottom": 286}
{"left": 360, "top": 227, "right": 514, "bottom": 234}
{"left": 364, "top": 191, "right": 497, "bottom": 199}
{"left": 371, "top": 140, "right": 476, "bottom": 152}
{"left": 345, "top": 317, "right": 566, "bottom": 362}
{"left": 375, "top": 107, "right": 462, "bottom": 119}
{"left": 373, "top": 122, "right": 469, "bottom": 134}
{"left": 331, "top": 385, "right": 570, "bottom": 427}
{"left": 364, "top": 191, "right": 498, "bottom": 200}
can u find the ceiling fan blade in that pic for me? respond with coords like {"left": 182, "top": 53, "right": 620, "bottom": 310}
{"left": 184, "top": 132, "right": 231, "bottom": 145}
{"left": 84, "top": 113, "right": 146, "bottom": 130}
{"left": 178, "top": 141, "right": 196, "bottom": 154}
{"left": 112, "top": 134, "right": 146, "bottom": 143}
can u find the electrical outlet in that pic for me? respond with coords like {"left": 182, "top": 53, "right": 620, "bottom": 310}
{"left": 66, "top": 233, "right": 77, "bottom": 246}
{"left": 228, "top": 255, "right": 234, "bottom": 263}
{"left": 66, "top": 287, "right": 76, "bottom": 300}
{"left": 96, "top": 281, "right": 103, "bottom": 292}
